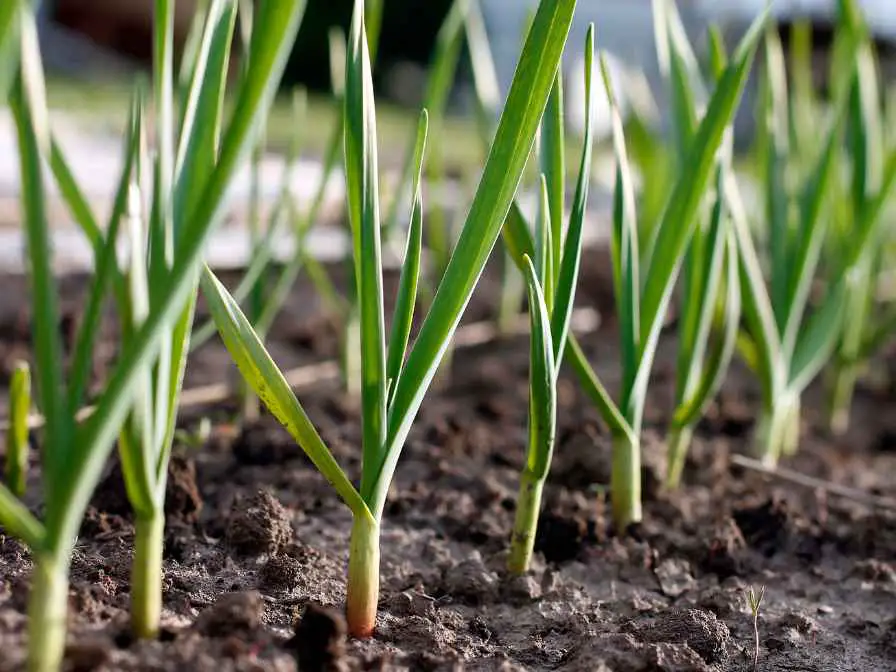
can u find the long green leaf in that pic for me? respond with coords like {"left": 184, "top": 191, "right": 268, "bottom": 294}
{"left": 535, "top": 176, "right": 552, "bottom": 302}
{"left": 601, "top": 50, "right": 639, "bottom": 401}
{"left": 67, "top": 92, "right": 143, "bottom": 412}
{"left": 346, "top": 0, "right": 388, "bottom": 499}
{"left": 376, "top": 0, "right": 578, "bottom": 519}
{"left": 541, "top": 68, "right": 564, "bottom": 280}
{"left": 674, "top": 227, "right": 741, "bottom": 427}
{"left": 764, "top": 26, "right": 793, "bottom": 329}
{"left": 9, "top": 12, "right": 67, "bottom": 496}
{"left": 780, "top": 103, "right": 845, "bottom": 359}
{"left": 174, "top": 0, "right": 238, "bottom": 227}
{"left": 727, "top": 173, "right": 781, "bottom": 402}
{"left": 789, "top": 283, "right": 847, "bottom": 394}
{"left": 628, "top": 12, "right": 765, "bottom": 426}
{"left": 386, "top": 110, "right": 428, "bottom": 403}
{"left": 49, "top": 0, "right": 306, "bottom": 549}
{"left": 550, "top": 25, "right": 594, "bottom": 367}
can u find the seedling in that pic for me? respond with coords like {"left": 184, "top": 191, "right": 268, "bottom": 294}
{"left": 508, "top": 25, "right": 595, "bottom": 575}
{"left": 729, "top": 16, "right": 896, "bottom": 465}
{"left": 200, "top": 0, "right": 576, "bottom": 636}
{"left": 652, "top": 0, "right": 742, "bottom": 488}
{"left": 746, "top": 584, "right": 766, "bottom": 671}
{"left": 0, "top": 3, "right": 304, "bottom": 668}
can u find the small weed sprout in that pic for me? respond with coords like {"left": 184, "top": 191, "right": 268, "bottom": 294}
{"left": 746, "top": 585, "right": 766, "bottom": 671}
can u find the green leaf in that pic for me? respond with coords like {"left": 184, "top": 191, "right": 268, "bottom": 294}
{"left": 346, "top": 0, "right": 388, "bottom": 499}
{"left": 200, "top": 266, "right": 370, "bottom": 516}
{"left": 49, "top": 0, "right": 306, "bottom": 549}
{"left": 534, "top": 175, "right": 553, "bottom": 305}
{"left": 9, "top": 13, "right": 68, "bottom": 494}
{"left": 118, "top": 178, "right": 157, "bottom": 517}
{"left": 566, "top": 335, "right": 632, "bottom": 441}
{"left": 174, "top": 0, "right": 238, "bottom": 229}
{"left": 763, "top": 26, "right": 794, "bottom": 329}
{"left": 727, "top": 173, "right": 781, "bottom": 402}
{"left": 377, "top": 0, "right": 578, "bottom": 520}
{"left": 66, "top": 91, "right": 143, "bottom": 412}
{"left": 540, "top": 67, "right": 565, "bottom": 280}
{"left": 501, "top": 202, "right": 536, "bottom": 273}
{"left": 673, "top": 227, "right": 741, "bottom": 428}
{"left": 0, "top": 482, "right": 45, "bottom": 551}
{"left": 600, "top": 50, "right": 640, "bottom": 402}
{"left": 789, "top": 282, "right": 847, "bottom": 394}
{"left": 675, "top": 166, "right": 728, "bottom": 406}
{"left": 551, "top": 24, "right": 594, "bottom": 367}
{"left": 780, "top": 102, "right": 845, "bottom": 359}
{"left": 386, "top": 110, "right": 428, "bottom": 403}
{"left": 521, "top": 255, "right": 556, "bottom": 479}
{"left": 628, "top": 11, "right": 765, "bottom": 427}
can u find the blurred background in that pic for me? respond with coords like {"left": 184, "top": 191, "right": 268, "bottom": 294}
{"left": 3, "top": 0, "right": 895, "bottom": 273}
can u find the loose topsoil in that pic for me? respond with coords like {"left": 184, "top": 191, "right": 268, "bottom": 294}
{"left": 0, "top": 253, "right": 894, "bottom": 671}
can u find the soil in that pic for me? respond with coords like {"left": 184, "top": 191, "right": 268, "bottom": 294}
{"left": 1, "top": 254, "right": 895, "bottom": 671}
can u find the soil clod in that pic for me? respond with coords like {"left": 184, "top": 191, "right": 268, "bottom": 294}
{"left": 630, "top": 608, "right": 731, "bottom": 665}
{"left": 194, "top": 590, "right": 265, "bottom": 637}
{"left": 287, "top": 602, "right": 347, "bottom": 672}
{"left": 225, "top": 489, "right": 293, "bottom": 556}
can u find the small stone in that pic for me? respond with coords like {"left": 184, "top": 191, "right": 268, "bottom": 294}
{"left": 287, "top": 603, "right": 347, "bottom": 672}
{"left": 195, "top": 591, "right": 265, "bottom": 637}
{"left": 225, "top": 490, "right": 292, "bottom": 556}
{"left": 654, "top": 558, "right": 697, "bottom": 597}
{"left": 817, "top": 605, "right": 834, "bottom": 615}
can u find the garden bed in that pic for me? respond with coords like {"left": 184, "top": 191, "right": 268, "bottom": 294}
{"left": 0, "top": 256, "right": 895, "bottom": 671}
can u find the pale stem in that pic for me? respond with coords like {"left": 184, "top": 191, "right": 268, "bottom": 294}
{"left": 754, "top": 393, "right": 800, "bottom": 466}
{"left": 827, "top": 363, "right": 858, "bottom": 436}
{"left": 131, "top": 512, "right": 164, "bottom": 639}
{"left": 346, "top": 514, "right": 380, "bottom": 638}
{"left": 665, "top": 424, "right": 694, "bottom": 490}
{"left": 27, "top": 554, "right": 69, "bottom": 672}
{"left": 507, "top": 471, "right": 545, "bottom": 575}
{"left": 611, "top": 432, "right": 642, "bottom": 530}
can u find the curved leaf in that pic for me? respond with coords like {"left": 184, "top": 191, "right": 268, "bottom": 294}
{"left": 200, "top": 266, "right": 369, "bottom": 518}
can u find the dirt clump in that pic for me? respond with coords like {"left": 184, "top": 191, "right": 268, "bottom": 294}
{"left": 225, "top": 489, "right": 293, "bottom": 556}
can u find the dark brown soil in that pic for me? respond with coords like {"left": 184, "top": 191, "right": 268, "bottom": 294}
{"left": 1, "top": 257, "right": 895, "bottom": 671}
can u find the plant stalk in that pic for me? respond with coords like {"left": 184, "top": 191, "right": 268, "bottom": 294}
{"left": 131, "top": 512, "right": 164, "bottom": 639}
{"left": 27, "top": 554, "right": 69, "bottom": 672}
{"left": 827, "top": 362, "right": 858, "bottom": 436}
{"left": 507, "top": 471, "right": 544, "bottom": 574}
{"left": 754, "top": 393, "right": 800, "bottom": 466}
{"left": 346, "top": 514, "right": 380, "bottom": 638}
{"left": 665, "top": 424, "right": 694, "bottom": 490}
{"left": 611, "top": 432, "right": 642, "bottom": 530}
